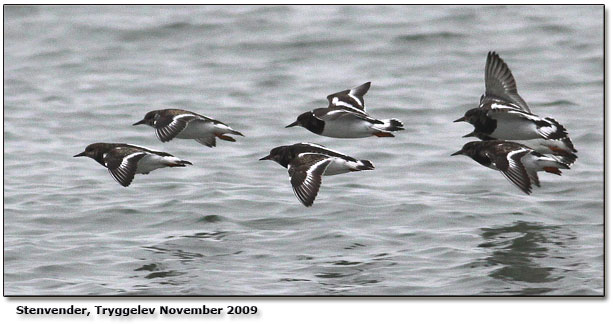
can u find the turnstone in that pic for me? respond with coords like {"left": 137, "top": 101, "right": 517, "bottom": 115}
{"left": 259, "top": 143, "right": 375, "bottom": 206}
{"left": 451, "top": 141, "right": 570, "bottom": 195}
{"left": 454, "top": 51, "right": 577, "bottom": 165}
{"left": 286, "top": 82, "right": 404, "bottom": 138}
{"left": 133, "top": 109, "right": 244, "bottom": 147}
{"left": 74, "top": 143, "right": 192, "bottom": 187}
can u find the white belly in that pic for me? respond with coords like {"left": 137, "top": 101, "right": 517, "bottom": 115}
{"left": 321, "top": 120, "right": 374, "bottom": 138}
{"left": 521, "top": 153, "right": 561, "bottom": 172}
{"left": 513, "top": 139, "right": 571, "bottom": 155}
{"left": 491, "top": 120, "right": 540, "bottom": 140}
{"left": 135, "top": 155, "right": 173, "bottom": 174}
{"left": 323, "top": 158, "right": 361, "bottom": 176}
{"left": 176, "top": 121, "right": 216, "bottom": 139}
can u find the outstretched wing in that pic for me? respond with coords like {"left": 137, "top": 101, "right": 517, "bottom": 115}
{"left": 104, "top": 150, "right": 147, "bottom": 187}
{"left": 293, "top": 143, "right": 358, "bottom": 162}
{"left": 288, "top": 153, "right": 333, "bottom": 207}
{"left": 326, "top": 82, "right": 371, "bottom": 112}
{"left": 482, "top": 51, "right": 530, "bottom": 113}
{"left": 154, "top": 113, "right": 199, "bottom": 142}
{"left": 315, "top": 107, "right": 382, "bottom": 125}
{"left": 486, "top": 146, "right": 532, "bottom": 194}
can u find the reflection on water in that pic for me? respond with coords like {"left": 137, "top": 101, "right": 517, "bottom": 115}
{"left": 142, "top": 245, "right": 205, "bottom": 262}
{"left": 310, "top": 248, "right": 393, "bottom": 295}
{"left": 479, "top": 221, "right": 577, "bottom": 295}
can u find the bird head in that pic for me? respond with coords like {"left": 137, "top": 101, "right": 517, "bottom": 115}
{"left": 133, "top": 111, "right": 158, "bottom": 126}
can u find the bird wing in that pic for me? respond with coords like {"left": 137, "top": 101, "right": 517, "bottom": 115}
{"left": 154, "top": 113, "right": 200, "bottom": 142}
{"left": 104, "top": 150, "right": 147, "bottom": 187}
{"left": 483, "top": 51, "right": 530, "bottom": 113}
{"left": 288, "top": 153, "right": 333, "bottom": 207}
{"left": 486, "top": 108, "right": 535, "bottom": 121}
{"left": 326, "top": 82, "right": 371, "bottom": 111}
{"left": 123, "top": 143, "right": 172, "bottom": 156}
{"left": 537, "top": 117, "right": 571, "bottom": 140}
{"left": 486, "top": 146, "right": 532, "bottom": 194}
{"left": 294, "top": 143, "right": 358, "bottom": 162}
{"left": 315, "top": 107, "right": 382, "bottom": 124}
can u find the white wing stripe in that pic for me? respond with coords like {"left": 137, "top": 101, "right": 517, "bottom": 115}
{"left": 347, "top": 93, "right": 362, "bottom": 107}
{"left": 331, "top": 97, "right": 363, "bottom": 113}
{"left": 306, "top": 158, "right": 332, "bottom": 175}
{"left": 298, "top": 143, "right": 349, "bottom": 159}
{"left": 173, "top": 113, "right": 195, "bottom": 121}
{"left": 123, "top": 152, "right": 144, "bottom": 163}
{"left": 538, "top": 126, "right": 556, "bottom": 138}
{"left": 507, "top": 149, "right": 528, "bottom": 164}
{"left": 490, "top": 102, "right": 518, "bottom": 110}
{"left": 325, "top": 110, "right": 345, "bottom": 116}
{"left": 503, "top": 109, "right": 541, "bottom": 121}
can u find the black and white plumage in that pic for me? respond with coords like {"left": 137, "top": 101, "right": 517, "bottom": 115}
{"left": 454, "top": 51, "right": 577, "bottom": 164}
{"left": 286, "top": 82, "right": 404, "bottom": 138}
{"left": 481, "top": 51, "right": 530, "bottom": 113}
{"left": 133, "top": 109, "right": 244, "bottom": 147}
{"left": 259, "top": 143, "right": 375, "bottom": 207}
{"left": 74, "top": 143, "right": 192, "bottom": 187}
{"left": 451, "top": 141, "right": 570, "bottom": 195}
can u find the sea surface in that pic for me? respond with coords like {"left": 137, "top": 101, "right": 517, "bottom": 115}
{"left": 3, "top": 5, "right": 603, "bottom": 295}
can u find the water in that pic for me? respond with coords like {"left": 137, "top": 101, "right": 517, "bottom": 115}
{"left": 3, "top": 5, "right": 603, "bottom": 295}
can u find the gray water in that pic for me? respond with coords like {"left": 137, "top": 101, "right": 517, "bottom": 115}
{"left": 3, "top": 5, "right": 603, "bottom": 296}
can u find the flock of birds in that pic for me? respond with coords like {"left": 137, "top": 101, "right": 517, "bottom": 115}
{"left": 74, "top": 51, "right": 576, "bottom": 206}
{"left": 452, "top": 52, "right": 576, "bottom": 195}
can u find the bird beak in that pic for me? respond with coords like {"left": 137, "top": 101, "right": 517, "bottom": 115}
{"left": 453, "top": 116, "right": 466, "bottom": 123}
{"left": 451, "top": 150, "right": 463, "bottom": 156}
{"left": 74, "top": 151, "right": 86, "bottom": 157}
{"left": 259, "top": 154, "right": 272, "bottom": 161}
{"left": 462, "top": 131, "right": 476, "bottom": 138}
{"left": 132, "top": 119, "right": 146, "bottom": 126}
{"left": 285, "top": 120, "right": 300, "bottom": 128}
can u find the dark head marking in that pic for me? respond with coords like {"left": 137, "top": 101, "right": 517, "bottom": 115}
{"left": 286, "top": 111, "right": 324, "bottom": 134}
{"left": 259, "top": 146, "right": 292, "bottom": 168}
{"left": 74, "top": 143, "right": 109, "bottom": 166}
{"left": 133, "top": 111, "right": 159, "bottom": 126}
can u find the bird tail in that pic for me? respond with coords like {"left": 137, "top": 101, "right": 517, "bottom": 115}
{"left": 517, "top": 138, "right": 577, "bottom": 166}
{"left": 228, "top": 128, "right": 244, "bottom": 137}
{"left": 214, "top": 123, "right": 244, "bottom": 140}
{"left": 166, "top": 157, "right": 192, "bottom": 167}
{"left": 551, "top": 150, "right": 578, "bottom": 166}
{"left": 215, "top": 126, "right": 244, "bottom": 142}
{"left": 544, "top": 117, "right": 572, "bottom": 139}
{"left": 358, "top": 160, "right": 375, "bottom": 170}
{"left": 540, "top": 158, "right": 570, "bottom": 176}
{"left": 545, "top": 135, "right": 577, "bottom": 161}
{"left": 380, "top": 118, "right": 404, "bottom": 132}
{"left": 561, "top": 136, "right": 577, "bottom": 153}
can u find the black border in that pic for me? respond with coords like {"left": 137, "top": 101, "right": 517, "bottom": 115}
{"left": 2, "top": 3, "right": 606, "bottom": 298}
